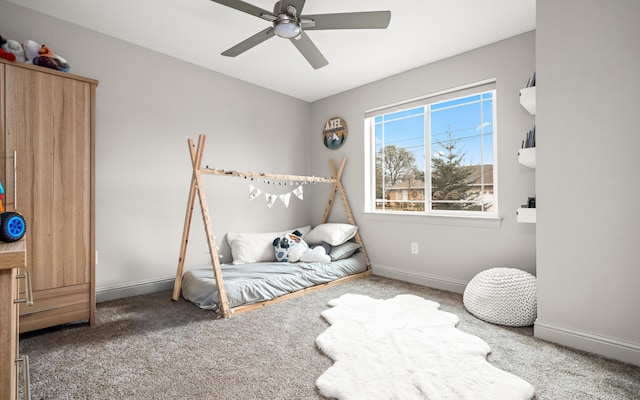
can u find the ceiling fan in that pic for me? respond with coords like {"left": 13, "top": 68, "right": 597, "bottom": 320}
{"left": 211, "top": 0, "right": 391, "bottom": 69}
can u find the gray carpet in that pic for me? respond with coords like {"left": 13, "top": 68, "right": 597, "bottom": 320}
{"left": 20, "top": 275, "right": 640, "bottom": 399}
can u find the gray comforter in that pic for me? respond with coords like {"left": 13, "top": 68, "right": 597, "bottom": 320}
{"left": 181, "top": 252, "right": 367, "bottom": 313}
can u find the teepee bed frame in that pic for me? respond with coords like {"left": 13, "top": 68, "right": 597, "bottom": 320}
{"left": 171, "top": 135, "right": 370, "bottom": 318}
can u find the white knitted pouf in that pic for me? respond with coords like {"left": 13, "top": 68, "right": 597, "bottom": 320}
{"left": 463, "top": 267, "right": 537, "bottom": 327}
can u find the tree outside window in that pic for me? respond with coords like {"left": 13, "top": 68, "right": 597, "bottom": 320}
{"left": 368, "top": 86, "right": 495, "bottom": 215}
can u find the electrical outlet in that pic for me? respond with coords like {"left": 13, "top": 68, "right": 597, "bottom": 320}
{"left": 411, "top": 242, "right": 419, "bottom": 254}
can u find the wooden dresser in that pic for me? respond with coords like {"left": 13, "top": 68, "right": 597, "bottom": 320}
{"left": 0, "top": 239, "right": 29, "bottom": 400}
{"left": 0, "top": 58, "right": 97, "bottom": 332}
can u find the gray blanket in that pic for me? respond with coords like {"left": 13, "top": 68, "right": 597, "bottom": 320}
{"left": 181, "top": 252, "right": 367, "bottom": 313}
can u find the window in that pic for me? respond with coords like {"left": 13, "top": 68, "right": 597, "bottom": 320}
{"left": 365, "top": 81, "right": 497, "bottom": 216}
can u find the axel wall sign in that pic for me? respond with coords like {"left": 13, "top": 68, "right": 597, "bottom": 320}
{"left": 322, "top": 117, "right": 348, "bottom": 149}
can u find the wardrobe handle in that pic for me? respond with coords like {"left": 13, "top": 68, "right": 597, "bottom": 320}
{"left": 15, "top": 272, "right": 34, "bottom": 306}
{"left": 13, "top": 150, "right": 17, "bottom": 210}
{"left": 15, "top": 355, "right": 32, "bottom": 400}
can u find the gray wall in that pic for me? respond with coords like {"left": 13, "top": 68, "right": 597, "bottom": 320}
{"left": 535, "top": 0, "right": 640, "bottom": 365}
{"left": 309, "top": 32, "right": 537, "bottom": 293}
{"left": 0, "top": 1, "right": 313, "bottom": 299}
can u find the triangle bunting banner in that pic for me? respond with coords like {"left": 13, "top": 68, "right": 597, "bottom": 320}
{"left": 248, "top": 183, "right": 303, "bottom": 208}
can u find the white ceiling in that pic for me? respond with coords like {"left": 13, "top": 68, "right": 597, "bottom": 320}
{"left": 10, "top": 0, "right": 536, "bottom": 102}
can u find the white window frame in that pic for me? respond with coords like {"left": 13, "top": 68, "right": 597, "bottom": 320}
{"left": 364, "top": 79, "right": 499, "bottom": 220}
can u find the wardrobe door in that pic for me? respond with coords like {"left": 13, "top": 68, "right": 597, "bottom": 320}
{"left": 5, "top": 65, "right": 92, "bottom": 330}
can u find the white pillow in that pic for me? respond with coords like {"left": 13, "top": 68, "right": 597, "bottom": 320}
{"left": 329, "top": 242, "right": 362, "bottom": 261}
{"left": 227, "top": 225, "right": 311, "bottom": 264}
{"left": 305, "top": 223, "right": 357, "bottom": 246}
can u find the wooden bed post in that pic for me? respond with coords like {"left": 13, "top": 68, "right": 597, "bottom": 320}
{"left": 322, "top": 158, "right": 371, "bottom": 268}
{"left": 321, "top": 158, "right": 346, "bottom": 224}
{"left": 171, "top": 138, "right": 199, "bottom": 301}
{"left": 172, "top": 135, "right": 231, "bottom": 317}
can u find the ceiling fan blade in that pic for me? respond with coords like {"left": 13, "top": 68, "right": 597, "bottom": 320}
{"left": 289, "top": 31, "right": 328, "bottom": 69}
{"left": 302, "top": 11, "right": 391, "bottom": 30}
{"left": 210, "top": 0, "right": 276, "bottom": 21}
{"left": 221, "top": 27, "right": 275, "bottom": 57}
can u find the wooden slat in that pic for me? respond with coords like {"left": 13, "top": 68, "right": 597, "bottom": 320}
{"left": 172, "top": 139, "right": 200, "bottom": 301}
{"left": 321, "top": 158, "right": 346, "bottom": 224}
{"left": 202, "top": 167, "right": 335, "bottom": 183}
{"left": 333, "top": 164, "right": 371, "bottom": 268}
{"left": 229, "top": 270, "right": 372, "bottom": 315}
{"left": 192, "top": 136, "right": 230, "bottom": 317}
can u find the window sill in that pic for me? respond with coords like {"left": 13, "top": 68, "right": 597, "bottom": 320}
{"left": 361, "top": 211, "right": 503, "bottom": 229}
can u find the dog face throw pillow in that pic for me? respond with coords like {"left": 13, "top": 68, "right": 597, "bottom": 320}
{"left": 273, "top": 230, "right": 309, "bottom": 262}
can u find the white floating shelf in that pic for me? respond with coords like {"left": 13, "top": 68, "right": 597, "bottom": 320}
{"left": 518, "top": 147, "right": 536, "bottom": 168}
{"left": 516, "top": 208, "right": 536, "bottom": 224}
{"left": 519, "top": 87, "right": 536, "bottom": 115}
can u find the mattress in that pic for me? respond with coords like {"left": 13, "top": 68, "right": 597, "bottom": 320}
{"left": 181, "top": 252, "right": 367, "bottom": 313}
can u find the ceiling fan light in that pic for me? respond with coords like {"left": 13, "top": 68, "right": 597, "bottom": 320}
{"left": 274, "top": 20, "right": 301, "bottom": 39}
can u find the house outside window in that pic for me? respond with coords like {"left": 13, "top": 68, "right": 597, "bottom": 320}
{"left": 365, "top": 80, "right": 497, "bottom": 217}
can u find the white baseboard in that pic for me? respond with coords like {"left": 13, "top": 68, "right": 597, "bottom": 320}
{"left": 372, "top": 264, "right": 468, "bottom": 294}
{"left": 96, "top": 277, "right": 175, "bottom": 303}
{"left": 535, "top": 320, "right": 640, "bottom": 367}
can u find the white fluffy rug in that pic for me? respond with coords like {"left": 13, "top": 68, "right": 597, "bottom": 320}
{"left": 316, "top": 294, "right": 535, "bottom": 400}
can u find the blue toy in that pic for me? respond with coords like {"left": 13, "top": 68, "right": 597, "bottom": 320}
{"left": 0, "top": 182, "right": 26, "bottom": 242}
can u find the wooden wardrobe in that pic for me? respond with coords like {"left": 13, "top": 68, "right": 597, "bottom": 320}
{"left": 0, "top": 58, "right": 97, "bottom": 332}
